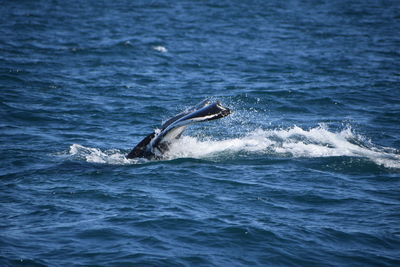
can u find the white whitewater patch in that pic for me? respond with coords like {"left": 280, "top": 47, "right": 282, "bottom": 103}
{"left": 68, "top": 144, "right": 144, "bottom": 165}
{"left": 152, "top": 45, "right": 168, "bottom": 53}
{"left": 67, "top": 125, "right": 400, "bottom": 168}
{"left": 165, "top": 125, "right": 400, "bottom": 168}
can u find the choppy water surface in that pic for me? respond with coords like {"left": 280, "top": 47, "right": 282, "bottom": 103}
{"left": 1, "top": 0, "right": 400, "bottom": 266}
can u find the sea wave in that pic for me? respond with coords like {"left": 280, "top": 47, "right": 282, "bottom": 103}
{"left": 68, "top": 144, "right": 141, "bottom": 165}
{"left": 68, "top": 125, "right": 400, "bottom": 168}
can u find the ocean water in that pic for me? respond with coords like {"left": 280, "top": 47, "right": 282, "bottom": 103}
{"left": 1, "top": 0, "right": 400, "bottom": 266}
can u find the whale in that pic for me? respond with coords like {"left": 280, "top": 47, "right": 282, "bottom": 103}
{"left": 126, "top": 100, "right": 232, "bottom": 159}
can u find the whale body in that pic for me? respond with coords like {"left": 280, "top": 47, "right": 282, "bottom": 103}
{"left": 126, "top": 100, "right": 232, "bottom": 159}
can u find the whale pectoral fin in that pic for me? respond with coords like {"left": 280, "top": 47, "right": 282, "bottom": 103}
{"left": 156, "top": 141, "right": 170, "bottom": 154}
{"left": 127, "top": 101, "right": 232, "bottom": 159}
{"left": 126, "top": 132, "right": 155, "bottom": 159}
{"left": 150, "top": 125, "right": 187, "bottom": 153}
{"left": 160, "top": 99, "right": 211, "bottom": 130}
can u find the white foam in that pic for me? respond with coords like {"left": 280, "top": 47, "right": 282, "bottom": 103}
{"left": 68, "top": 144, "right": 141, "bottom": 165}
{"left": 165, "top": 125, "right": 400, "bottom": 168}
{"left": 67, "top": 126, "right": 400, "bottom": 168}
{"left": 152, "top": 45, "right": 167, "bottom": 53}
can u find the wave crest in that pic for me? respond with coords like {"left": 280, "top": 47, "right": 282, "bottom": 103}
{"left": 67, "top": 125, "right": 400, "bottom": 168}
{"left": 68, "top": 144, "right": 141, "bottom": 165}
{"left": 166, "top": 125, "right": 400, "bottom": 168}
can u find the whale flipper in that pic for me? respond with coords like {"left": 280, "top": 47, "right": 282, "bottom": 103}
{"left": 127, "top": 100, "right": 231, "bottom": 159}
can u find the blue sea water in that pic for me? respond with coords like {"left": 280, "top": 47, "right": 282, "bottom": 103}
{"left": 1, "top": 0, "right": 400, "bottom": 266}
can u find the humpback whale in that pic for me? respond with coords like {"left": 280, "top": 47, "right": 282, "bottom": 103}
{"left": 127, "top": 100, "right": 232, "bottom": 159}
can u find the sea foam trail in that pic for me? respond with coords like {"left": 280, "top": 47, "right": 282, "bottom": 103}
{"left": 68, "top": 125, "right": 400, "bottom": 168}
{"left": 69, "top": 144, "right": 140, "bottom": 165}
{"left": 166, "top": 125, "right": 400, "bottom": 168}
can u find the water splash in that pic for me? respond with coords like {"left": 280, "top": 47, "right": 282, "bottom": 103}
{"left": 165, "top": 125, "right": 400, "bottom": 168}
{"left": 152, "top": 45, "right": 168, "bottom": 53}
{"left": 68, "top": 125, "right": 400, "bottom": 168}
{"left": 68, "top": 144, "right": 143, "bottom": 165}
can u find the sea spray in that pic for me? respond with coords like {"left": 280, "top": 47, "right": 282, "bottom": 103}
{"left": 68, "top": 125, "right": 400, "bottom": 168}
{"left": 69, "top": 144, "right": 139, "bottom": 165}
